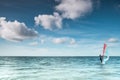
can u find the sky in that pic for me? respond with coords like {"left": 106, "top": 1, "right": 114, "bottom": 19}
{"left": 0, "top": 0, "right": 120, "bottom": 56}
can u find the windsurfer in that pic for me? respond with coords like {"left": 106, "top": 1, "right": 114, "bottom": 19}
{"left": 99, "top": 43, "right": 109, "bottom": 64}
{"left": 99, "top": 54, "right": 103, "bottom": 63}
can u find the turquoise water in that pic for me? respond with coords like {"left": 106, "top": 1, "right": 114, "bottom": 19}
{"left": 0, "top": 56, "right": 120, "bottom": 80}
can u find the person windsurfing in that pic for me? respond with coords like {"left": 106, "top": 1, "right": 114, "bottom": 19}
{"left": 99, "top": 54, "right": 103, "bottom": 63}
{"left": 99, "top": 43, "right": 109, "bottom": 64}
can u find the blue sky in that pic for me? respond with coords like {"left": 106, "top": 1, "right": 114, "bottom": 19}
{"left": 0, "top": 0, "right": 120, "bottom": 56}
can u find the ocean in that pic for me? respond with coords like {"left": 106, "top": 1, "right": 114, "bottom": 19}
{"left": 0, "top": 56, "right": 120, "bottom": 80}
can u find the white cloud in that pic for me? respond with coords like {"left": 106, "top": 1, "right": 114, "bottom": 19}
{"left": 52, "top": 37, "right": 76, "bottom": 45}
{"left": 34, "top": 0, "right": 93, "bottom": 30}
{"left": 34, "top": 12, "right": 62, "bottom": 30}
{"left": 108, "top": 38, "right": 119, "bottom": 43}
{"left": 55, "top": 0, "right": 92, "bottom": 19}
{"left": 29, "top": 42, "right": 39, "bottom": 46}
{"left": 52, "top": 37, "right": 67, "bottom": 44}
{"left": 70, "top": 38, "right": 76, "bottom": 44}
{"left": 0, "top": 17, "right": 38, "bottom": 42}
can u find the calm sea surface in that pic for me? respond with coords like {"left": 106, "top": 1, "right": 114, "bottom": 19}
{"left": 0, "top": 56, "right": 120, "bottom": 80}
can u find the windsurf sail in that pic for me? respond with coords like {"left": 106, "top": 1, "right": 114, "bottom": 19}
{"left": 102, "top": 43, "right": 107, "bottom": 56}
{"left": 100, "top": 43, "right": 109, "bottom": 64}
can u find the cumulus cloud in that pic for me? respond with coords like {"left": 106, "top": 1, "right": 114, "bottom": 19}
{"left": 52, "top": 37, "right": 76, "bottom": 44}
{"left": 52, "top": 37, "right": 67, "bottom": 44}
{"left": 34, "top": 12, "right": 62, "bottom": 30}
{"left": 107, "top": 38, "right": 119, "bottom": 43}
{"left": 55, "top": 0, "right": 92, "bottom": 19}
{"left": 0, "top": 17, "right": 38, "bottom": 42}
{"left": 34, "top": 0, "right": 92, "bottom": 30}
